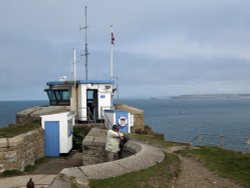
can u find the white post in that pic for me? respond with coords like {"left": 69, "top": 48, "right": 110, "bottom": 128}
{"left": 71, "top": 48, "right": 77, "bottom": 113}
{"left": 73, "top": 48, "right": 77, "bottom": 86}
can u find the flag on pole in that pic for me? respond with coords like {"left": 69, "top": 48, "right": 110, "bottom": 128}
{"left": 111, "top": 32, "right": 115, "bottom": 45}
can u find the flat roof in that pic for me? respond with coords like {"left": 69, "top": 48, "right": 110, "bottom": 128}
{"left": 47, "top": 79, "right": 115, "bottom": 86}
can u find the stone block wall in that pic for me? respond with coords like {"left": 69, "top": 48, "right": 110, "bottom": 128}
{"left": 81, "top": 128, "right": 133, "bottom": 166}
{"left": 82, "top": 145, "right": 107, "bottom": 165}
{"left": 131, "top": 113, "right": 144, "bottom": 133}
{"left": 0, "top": 128, "right": 44, "bottom": 172}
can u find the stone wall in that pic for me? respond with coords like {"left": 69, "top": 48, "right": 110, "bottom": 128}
{"left": 82, "top": 128, "right": 133, "bottom": 166}
{"left": 0, "top": 128, "right": 44, "bottom": 172}
{"left": 16, "top": 106, "right": 69, "bottom": 124}
{"left": 82, "top": 145, "right": 107, "bottom": 165}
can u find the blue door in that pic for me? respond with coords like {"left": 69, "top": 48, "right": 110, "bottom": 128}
{"left": 44, "top": 121, "right": 60, "bottom": 156}
{"left": 115, "top": 111, "right": 129, "bottom": 133}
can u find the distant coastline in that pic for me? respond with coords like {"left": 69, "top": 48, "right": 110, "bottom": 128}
{"left": 171, "top": 94, "right": 250, "bottom": 99}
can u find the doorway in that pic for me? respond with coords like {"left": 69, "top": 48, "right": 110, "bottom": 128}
{"left": 44, "top": 121, "right": 60, "bottom": 156}
{"left": 87, "top": 89, "right": 98, "bottom": 122}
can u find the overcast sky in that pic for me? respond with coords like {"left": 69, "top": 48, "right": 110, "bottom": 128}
{"left": 1, "top": 0, "right": 250, "bottom": 100}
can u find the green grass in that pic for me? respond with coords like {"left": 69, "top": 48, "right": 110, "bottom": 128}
{"left": 89, "top": 153, "right": 180, "bottom": 188}
{"left": 24, "top": 157, "right": 50, "bottom": 173}
{"left": 34, "top": 157, "right": 50, "bottom": 165}
{"left": 179, "top": 146, "right": 250, "bottom": 188}
{"left": 73, "top": 125, "right": 92, "bottom": 150}
{"left": 24, "top": 165, "right": 37, "bottom": 172}
{"left": 0, "top": 122, "right": 40, "bottom": 138}
{"left": 0, "top": 169, "right": 24, "bottom": 177}
{"left": 128, "top": 133, "right": 185, "bottom": 148}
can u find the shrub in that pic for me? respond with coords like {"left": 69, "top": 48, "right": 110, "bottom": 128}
{"left": 24, "top": 165, "right": 36, "bottom": 172}
{"left": 0, "top": 122, "right": 40, "bottom": 138}
{"left": 73, "top": 125, "right": 92, "bottom": 150}
{"left": 0, "top": 169, "right": 24, "bottom": 176}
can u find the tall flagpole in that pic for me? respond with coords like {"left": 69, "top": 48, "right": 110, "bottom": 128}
{"left": 110, "top": 25, "right": 115, "bottom": 79}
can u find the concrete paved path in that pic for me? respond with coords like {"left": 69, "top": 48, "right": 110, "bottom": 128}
{"left": 0, "top": 174, "right": 56, "bottom": 188}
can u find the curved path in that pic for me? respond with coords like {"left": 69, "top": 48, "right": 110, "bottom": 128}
{"left": 164, "top": 146, "right": 243, "bottom": 188}
{"left": 173, "top": 156, "right": 242, "bottom": 188}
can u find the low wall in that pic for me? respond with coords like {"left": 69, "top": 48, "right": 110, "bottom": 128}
{"left": 82, "top": 145, "right": 107, "bottom": 166}
{"left": 16, "top": 106, "right": 69, "bottom": 124}
{"left": 82, "top": 129, "right": 133, "bottom": 165}
{"left": 0, "top": 128, "right": 44, "bottom": 172}
{"left": 50, "top": 128, "right": 164, "bottom": 187}
{"left": 82, "top": 128, "right": 108, "bottom": 165}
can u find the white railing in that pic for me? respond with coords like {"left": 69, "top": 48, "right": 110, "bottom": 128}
{"left": 190, "top": 133, "right": 250, "bottom": 152}
{"left": 103, "top": 112, "right": 113, "bottom": 130}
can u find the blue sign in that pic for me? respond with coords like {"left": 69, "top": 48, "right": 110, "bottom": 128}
{"left": 115, "top": 111, "right": 129, "bottom": 133}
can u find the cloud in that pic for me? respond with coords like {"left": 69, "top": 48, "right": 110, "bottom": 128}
{"left": 1, "top": 0, "right": 250, "bottom": 100}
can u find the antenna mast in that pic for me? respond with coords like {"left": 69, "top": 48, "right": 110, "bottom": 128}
{"left": 110, "top": 25, "right": 115, "bottom": 79}
{"left": 80, "top": 5, "right": 89, "bottom": 80}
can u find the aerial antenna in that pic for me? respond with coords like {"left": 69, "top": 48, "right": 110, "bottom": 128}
{"left": 80, "top": 5, "right": 89, "bottom": 80}
{"left": 110, "top": 26, "right": 119, "bottom": 101}
{"left": 110, "top": 25, "right": 115, "bottom": 79}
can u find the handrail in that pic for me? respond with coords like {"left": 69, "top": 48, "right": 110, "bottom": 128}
{"left": 87, "top": 107, "right": 96, "bottom": 123}
{"left": 189, "top": 132, "right": 250, "bottom": 152}
{"left": 189, "top": 135, "right": 200, "bottom": 144}
{"left": 103, "top": 112, "right": 113, "bottom": 130}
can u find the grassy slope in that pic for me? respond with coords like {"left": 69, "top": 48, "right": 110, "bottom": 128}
{"left": 90, "top": 133, "right": 250, "bottom": 188}
{"left": 0, "top": 122, "right": 40, "bottom": 138}
{"left": 180, "top": 146, "right": 250, "bottom": 188}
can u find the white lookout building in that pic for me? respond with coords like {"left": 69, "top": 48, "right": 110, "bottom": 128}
{"left": 44, "top": 79, "right": 115, "bottom": 123}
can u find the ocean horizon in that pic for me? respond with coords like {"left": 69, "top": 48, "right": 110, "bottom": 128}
{"left": 1, "top": 98, "right": 250, "bottom": 151}
{"left": 0, "top": 100, "right": 48, "bottom": 128}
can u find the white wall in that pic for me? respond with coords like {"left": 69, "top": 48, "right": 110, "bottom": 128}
{"left": 41, "top": 112, "right": 75, "bottom": 153}
{"left": 78, "top": 85, "right": 87, "bottom": 121}
{"left": 98, "top": 86, "right": 113, "bottom": 119}
{"left": 77, "top": 83, "right": 113, "bottom": 121}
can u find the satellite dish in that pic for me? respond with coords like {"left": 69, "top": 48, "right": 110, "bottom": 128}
{"left": 59, "top": 76, "right": 67, "bottom": 81}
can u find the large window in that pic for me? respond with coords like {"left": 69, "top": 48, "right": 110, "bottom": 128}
{"left": 45, "top": 89, "right": 70, "bottom": 106}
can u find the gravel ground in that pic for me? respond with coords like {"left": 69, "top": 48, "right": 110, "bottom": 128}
{"left": 172, "top": 156, "right": 243, "bottom": 188}
{"left": 31, "top": 150, "right": 133, "bottom": 174}
{"left": 32, "top": 150, "right": 83, "bottom": 174}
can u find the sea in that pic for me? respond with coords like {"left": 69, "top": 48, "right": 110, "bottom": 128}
{"left": 1, "top": 99, "right": 250, "bottom": 151}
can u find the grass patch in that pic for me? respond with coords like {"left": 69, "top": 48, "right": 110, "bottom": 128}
{"left": 24, "top": 157, "right": 50, "bottom": 173}
{"left": 179, "top": 146, "right": 250, "bottom": 188}
{"left": 73, "top": 125, "right": 92, "bottom": 150}
{"left": 128, "top": 133, "right": 183, "bottom": 148}
{"left": 0, "top": 169, "right": 24, "bottom": 177}
{"left": 89, "top": 153, "right": 180, "bottom": 188}
{"left": 0, "top": 122, "right": 40, "bottom": 138}
{"left": 24, "top": 165, "right": 36, "bottom": 172}
{"left": 35, "top": 157, "right": 50, "bottom": 165}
